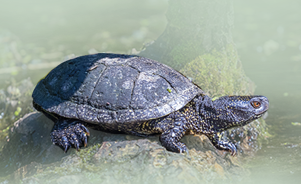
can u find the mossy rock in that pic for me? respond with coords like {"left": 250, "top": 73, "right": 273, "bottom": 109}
{"left": 180, "top": 45, "right": 254, "bottom": 98}
{"left": 0, "top": 112, "right": 249, "bottom": 184}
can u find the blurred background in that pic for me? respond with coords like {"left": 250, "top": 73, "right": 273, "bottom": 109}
{"left": 0, "top": 0, "right": 300, "bottom": 183}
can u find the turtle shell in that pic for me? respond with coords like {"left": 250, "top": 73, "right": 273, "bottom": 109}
{"left": 32, "top": 53, "right": 203, "bottom": 124}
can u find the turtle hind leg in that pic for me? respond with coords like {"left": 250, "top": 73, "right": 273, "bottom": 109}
{"left": 51, "top": 118, "right": 90, "bottom": 152}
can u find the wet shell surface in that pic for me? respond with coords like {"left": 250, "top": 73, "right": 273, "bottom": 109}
{"left": 32, "top": 53, "right": 203, "bottom": 125}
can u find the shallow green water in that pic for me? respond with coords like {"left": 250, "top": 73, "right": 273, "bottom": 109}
{"left": 234, "top": 1, "right": 301, "bottom": 182}
{"left": 243, "top": 89, "right": 301, "bottom": 183}
{"left": 1, "top": 0, "right": 301, "bottom": 183}
{"left": 242, "top": 56, "right": 301, "bottom": 183}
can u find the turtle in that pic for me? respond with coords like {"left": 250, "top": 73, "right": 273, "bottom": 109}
{"left": 32, "top": 53, "right": 269, "bottom": 156}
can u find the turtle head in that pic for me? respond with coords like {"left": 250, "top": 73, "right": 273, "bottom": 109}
{"left": 199, "top": 95, "right": 269, "bottom": 132}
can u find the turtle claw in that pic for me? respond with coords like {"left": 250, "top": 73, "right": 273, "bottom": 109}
{"left": 228, "top": 143, "right": 237, "bottom": 156}
{"left": 51, "top": 119, "right": 90, "bottom": 152}
{"left": 79, "top": 124, "right": 90, "bottom": 136}
{"left": 177, "top": 142, "right": 189, "bottom": 154}
{"left": 84, "top": 136, "right": 88, "bottom": 147}
{"left": 64, "top": 145, "right": 69, "bottom": 153}
{"left": 75, "top": 144, "right": 80, "bottom": 151}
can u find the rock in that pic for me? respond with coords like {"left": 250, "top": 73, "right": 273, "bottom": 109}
{"left": 0, "top": 112, "right": 67, "bottom": 176}
{"left": 56, "top": 175, "right": 85, "bottom": 184}
{"left": 0, "top": 112, "right": 248, "bottom": 183}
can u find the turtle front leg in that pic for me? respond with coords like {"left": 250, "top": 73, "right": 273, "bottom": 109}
{"left": 51, "top": 118, "right": 90, "bottom": 152}
{"left": 159, "top": 118, "right": 188, "bottom": 153}
{"left": 206, "top": 133, "right": 237, "bottom": 156}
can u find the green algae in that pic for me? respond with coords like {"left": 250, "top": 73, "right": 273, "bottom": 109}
{"left": 76, "top": 144, "right": 101, "bottom": 163}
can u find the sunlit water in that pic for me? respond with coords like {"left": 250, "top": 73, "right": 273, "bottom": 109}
{"left": 1, "top": 0, "right": 301, "bottom": 183}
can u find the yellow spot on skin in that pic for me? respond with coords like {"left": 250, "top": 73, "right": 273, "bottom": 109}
{"left": 217, "top": 133, "right": 222, "bottom": 140}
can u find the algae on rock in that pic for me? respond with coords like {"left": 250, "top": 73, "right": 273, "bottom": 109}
{"left": 180, "top": 46, "right": 254, "bottom": 98}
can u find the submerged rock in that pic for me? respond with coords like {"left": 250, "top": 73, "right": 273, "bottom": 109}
{"left": 0, "top": 112, "right": 248, "bottom": 183}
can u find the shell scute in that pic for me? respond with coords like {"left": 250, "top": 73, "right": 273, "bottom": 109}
{"left": 32, "top": 53, "right": 203, "bottom": 123}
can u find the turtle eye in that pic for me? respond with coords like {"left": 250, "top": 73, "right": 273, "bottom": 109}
{"left": 251, "top": 101, "right": 261, "bottom": 108}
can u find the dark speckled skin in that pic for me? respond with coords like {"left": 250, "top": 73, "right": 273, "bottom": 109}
{"left": 122, "top": 95, "right": 269, "bottom": 155}
{"left": 32, "top": 53, "right": 269, "bottom": 155}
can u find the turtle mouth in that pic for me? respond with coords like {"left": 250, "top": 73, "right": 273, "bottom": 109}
{"left": 259, "top": 112, "right": 268, "bottom": 121}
